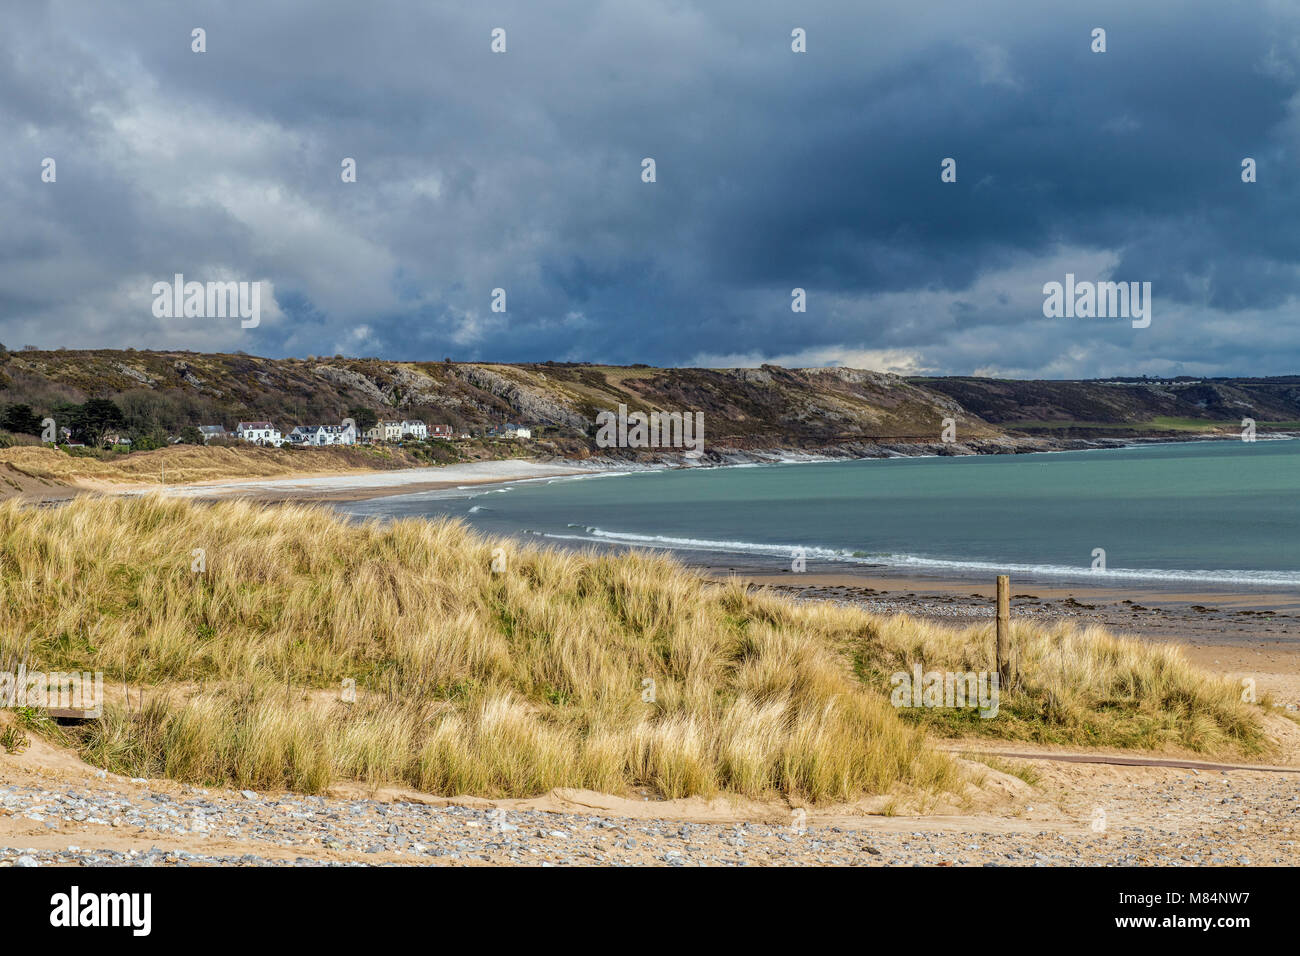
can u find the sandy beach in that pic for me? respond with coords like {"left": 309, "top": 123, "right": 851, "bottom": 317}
{"left": 144, "top": 459, "right": 599, "bottom": 503}
{"left": 0, "top": 444, "right": 605, "bottom": 506}
{"left": 3, "top": 457, "right": 601, "bottom": 505}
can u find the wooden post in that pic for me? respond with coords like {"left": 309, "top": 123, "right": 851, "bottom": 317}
{"left": 995, "top": 575, "right": 1011, "bottom": 688}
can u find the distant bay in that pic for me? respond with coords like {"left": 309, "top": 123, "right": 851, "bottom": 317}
{"left": 333, "top": 439, "right": 1300, "bottom": 590}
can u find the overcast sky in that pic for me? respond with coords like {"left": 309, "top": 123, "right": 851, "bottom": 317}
{"left": 3, "top": 0, "right": 1299, "bottom": 377}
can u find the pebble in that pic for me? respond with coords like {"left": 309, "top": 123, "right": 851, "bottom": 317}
{"left": 0, "top": 765, "right": 1292, "bottom": 868}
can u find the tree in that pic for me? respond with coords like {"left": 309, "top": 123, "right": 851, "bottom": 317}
{"left": 179, "top": 425, "right": 204, "bottom": 445}
{"left": 69, "top": 398, "right": 126, "bottom": 447}
{"left": 0, "top": 403, "right": 43, "bottom": 436}
{"left": 348, "top": 406, "right": 378, "bottom": 434}
{"left": 117, "top": 389, "right": 180, "bottom": 436}
{"left": 130, "top": 428, "right": 169, "bottom": 451}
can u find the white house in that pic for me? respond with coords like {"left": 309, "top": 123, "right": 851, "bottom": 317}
{"left": 197, "top": 425, "right": 228, "bottom": 443}
{"left": 399, "top": 419, "right": 428, "bottom": 439}
{"left": 321, "top": 424, "right": 356, "bottom": 445}
{"left": 488, "top": 423, "right": 532, "bottom": 439}
{"left": 287, "top": 424, "right": 354, "bottom": 446}
{"left": 236, "top": 421, "right": 282, "bottom": 446}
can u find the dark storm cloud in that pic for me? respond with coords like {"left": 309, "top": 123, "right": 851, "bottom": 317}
{"left": 2, "top": 0, "right": 1299, "bottom": 376}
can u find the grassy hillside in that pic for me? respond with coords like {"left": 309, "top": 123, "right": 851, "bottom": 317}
{"left": 916, "top": 375, "right": 1300, "bottom": 436}
{"left": 4, "top": 348, "right": 1297, "bottom": 452}
{"left": 0, "top": 348, "right": 996, "bottom": 449}
{"left": 0, "top": 496, "right": 1265, "bottom": 799}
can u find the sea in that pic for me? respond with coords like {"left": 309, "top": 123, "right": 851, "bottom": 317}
{"left": 331, "top": 439, "right": 1300, "bottom": 591}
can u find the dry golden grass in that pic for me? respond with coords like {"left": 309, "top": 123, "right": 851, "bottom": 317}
{"left": 831, "top": 605, "right": 1265, "bottom": 753}
{"left": 0, "top": 495, "right": 1265, "bottom": 799}
{"left": 0, "top": 444, "right": 410, "bottom": 486}
{"left": 0, "top": 495, "right": 958, "bottom": 800}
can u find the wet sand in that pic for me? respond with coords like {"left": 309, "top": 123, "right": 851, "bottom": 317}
{"left": 729, "top": 569, "right": 1300, "bottom": 636}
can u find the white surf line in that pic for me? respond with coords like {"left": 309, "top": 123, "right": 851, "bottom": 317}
{"left": 538, "top": 528, "right": 1300, "bottom": 589}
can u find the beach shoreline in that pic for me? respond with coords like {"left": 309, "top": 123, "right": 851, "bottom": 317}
{"left": 25, "top": 458, "right": 603, "bottom": 505}
{"left": 14, "top": 429, "right": 1296, "bottom": 507}
{"left": 159, "top": 449, "right": 1294, "bottom": 657}
{"left": 19, "top": 448, "right": 1297, "bottom": 702}
{"left": 158, "top": 459, "right": 600, "bottom": 503}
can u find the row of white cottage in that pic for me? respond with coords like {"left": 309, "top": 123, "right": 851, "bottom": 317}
{"left": 226, "top": 420, "right": 443, "bottom": 447}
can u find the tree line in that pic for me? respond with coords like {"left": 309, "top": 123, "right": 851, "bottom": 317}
{"left": 0, "top": 398, "right": 159, "bottom": 448}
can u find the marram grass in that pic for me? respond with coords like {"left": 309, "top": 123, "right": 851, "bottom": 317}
{"left": 848, "top": 609, "right": 1267, "bottom": 754}
{"left": 0, "top": 495, "right": 1265, "bottom": 799}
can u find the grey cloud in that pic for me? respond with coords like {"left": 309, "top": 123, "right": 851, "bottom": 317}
{"left": 1, "top": 0, "right": 1298, "bottom": 376}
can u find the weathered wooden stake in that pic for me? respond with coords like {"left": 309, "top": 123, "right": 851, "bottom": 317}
{"left": 995, "top": 574, "right": 1011, "bottom": 687}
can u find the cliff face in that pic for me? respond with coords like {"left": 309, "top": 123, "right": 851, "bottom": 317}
{"left": 0, "top": 348, "right": 1295, "bottom": 451}
{"left": 915, "top": 376, "right": 1300, "bottom": 432}
{"left": 0, "top": 351, "right": 995, "bottom": 446}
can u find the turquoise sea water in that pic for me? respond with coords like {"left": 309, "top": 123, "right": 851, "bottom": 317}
{"left": 334, "top": 440, "right": 1300, "bottom": 589}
